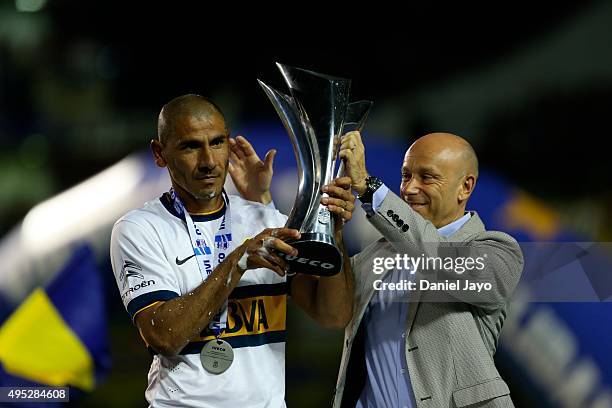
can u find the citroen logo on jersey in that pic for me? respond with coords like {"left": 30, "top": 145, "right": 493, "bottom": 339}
{"left": 175, "top": 254, "right": 196, "bottom": 265}
{"left": 120, "top": 260, "right": 143, "bottom": 289}
{"left": 126, "top": 270, "right": 145, "bottom": 279}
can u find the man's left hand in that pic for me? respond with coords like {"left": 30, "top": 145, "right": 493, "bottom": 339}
{"left": 338, "top": 131, "right": 369, "bottom": 196}
{"left": 321, "top": 177, "right": 356, "bottom": 235}
{"left": 229, "top": 135, "right": 275, "bottom": 205}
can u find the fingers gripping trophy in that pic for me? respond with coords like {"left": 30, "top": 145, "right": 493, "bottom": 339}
{"left": 258, "top": 63, "right": 372, "bottom": 276}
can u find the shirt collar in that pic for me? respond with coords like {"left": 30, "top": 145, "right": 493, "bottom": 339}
{"left": 437, "top": 212, "right": 471, "bottom": 237}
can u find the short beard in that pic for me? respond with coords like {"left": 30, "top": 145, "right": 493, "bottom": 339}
{"left": 194, "top": 189, "right": 218, "bottom": 201}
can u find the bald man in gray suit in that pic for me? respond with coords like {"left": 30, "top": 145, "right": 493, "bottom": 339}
{"left": 333, "top": 132, "right": 523, "bottom": 408}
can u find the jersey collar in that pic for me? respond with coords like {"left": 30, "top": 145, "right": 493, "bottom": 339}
{"left": 160, "top": 192, "right": 227, "bottom": 222}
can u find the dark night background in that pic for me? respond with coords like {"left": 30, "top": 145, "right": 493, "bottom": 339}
{"left": 1, "top": 1, "right": 611, "bottom": 407}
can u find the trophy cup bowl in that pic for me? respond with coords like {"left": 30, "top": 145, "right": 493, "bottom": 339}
{"left": 258, "top": 63, "right": 372, "bottom": 276}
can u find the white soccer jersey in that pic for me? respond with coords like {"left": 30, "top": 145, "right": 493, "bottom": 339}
{"left": 110, "top": 192, "right": 288, "bottom": 408}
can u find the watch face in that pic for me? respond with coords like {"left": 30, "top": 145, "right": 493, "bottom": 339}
{"left": 368, "top": 176, "right": 381, "bottom": 191}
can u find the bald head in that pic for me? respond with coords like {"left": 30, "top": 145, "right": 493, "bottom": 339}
{"left": 157, "top": 94, "right": 225, "bottom": 144}
{"left": 400, "top": 132, "right": 479, "bottom": 228}
{"left": 407, "top": 132, "right": 478, "bottom": 179}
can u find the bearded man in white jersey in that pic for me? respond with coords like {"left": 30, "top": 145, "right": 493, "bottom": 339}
{"left": 110, "top": 94, "right": 355, "bottom": 407}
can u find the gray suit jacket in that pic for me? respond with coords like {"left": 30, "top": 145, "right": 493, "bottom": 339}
{"left": 333, "top": 191, "right": 523, "bottom": 408}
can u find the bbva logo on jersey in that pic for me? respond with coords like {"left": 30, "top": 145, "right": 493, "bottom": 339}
{"left": 198, "top": 294, "right": 285, "bottom": 340}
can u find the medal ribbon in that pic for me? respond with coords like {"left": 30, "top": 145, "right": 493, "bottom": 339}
{"left": 169, "top": 188, "right": 233, "bottom": 338}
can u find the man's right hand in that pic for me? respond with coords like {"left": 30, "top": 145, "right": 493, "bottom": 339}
{"left": 240, "top": 228, "right": 300, "bottom": 277}
{"left": 228, "top": 135, "right": 275, "bottom": 205}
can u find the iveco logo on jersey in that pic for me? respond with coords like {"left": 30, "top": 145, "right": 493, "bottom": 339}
{"left": 121, "top": 280, "right": 156, "bottom": 299}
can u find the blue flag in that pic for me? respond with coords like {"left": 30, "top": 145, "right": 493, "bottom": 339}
{"left": 0, "top": 244, "right": 110, "bottom": 402}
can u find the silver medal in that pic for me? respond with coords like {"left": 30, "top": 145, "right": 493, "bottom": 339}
{"left": 200, "top": 339, "right": 234, "bottom": 374}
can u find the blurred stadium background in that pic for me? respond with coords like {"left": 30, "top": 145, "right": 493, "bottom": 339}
{"left": 0, "top": 1, "right": 611, "bottom": 407}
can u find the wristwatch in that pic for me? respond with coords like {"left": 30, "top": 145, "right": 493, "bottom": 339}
{"left": 357, "top": 175, "right": 383, "bottom": 204}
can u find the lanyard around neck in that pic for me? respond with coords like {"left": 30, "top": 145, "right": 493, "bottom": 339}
{"left": 169, "top": 189, "right": 233, "bottom": 336}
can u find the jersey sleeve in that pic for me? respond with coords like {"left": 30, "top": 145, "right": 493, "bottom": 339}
{"left": 269, "top": 207, "right": 288, "bottom": 228}
{"left": 110, "top": 219, "right": 181, "bottom": 321}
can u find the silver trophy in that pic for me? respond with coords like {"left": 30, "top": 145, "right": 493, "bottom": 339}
{"left": 258, "top": 63, "right": 372, "bottom": 276}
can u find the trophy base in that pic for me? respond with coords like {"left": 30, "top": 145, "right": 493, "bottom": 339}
{"left": 281, "top": 233, "right": 342, "bottom": 276}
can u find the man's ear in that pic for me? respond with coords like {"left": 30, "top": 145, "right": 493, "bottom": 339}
{"left": 458, "top": 174, "right": 476, "bottom": 203}
{"left": 150, "top": 139, "right": 167, "bottom": 168}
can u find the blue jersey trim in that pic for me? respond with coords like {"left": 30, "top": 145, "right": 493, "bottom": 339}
{"left": 147, "top": 330, "right": 287, "bottom": 355}
{"left": 230, "top": 282, "right": 288, "bottom": 299}
{"left": 127, "top": 289, "right": 179, "bottom": 320}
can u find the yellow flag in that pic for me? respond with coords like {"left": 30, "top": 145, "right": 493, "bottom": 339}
{"left": 0, "top": 288, "right": 94, "bottom": 391}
